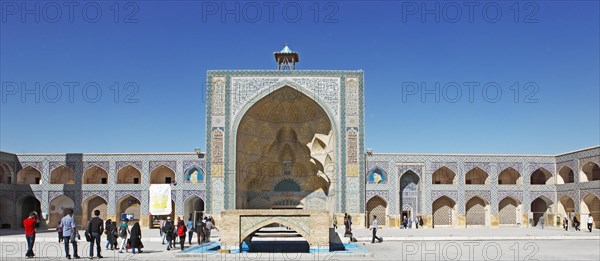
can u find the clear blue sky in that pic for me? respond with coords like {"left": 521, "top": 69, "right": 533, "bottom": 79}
{"left": 1, "top": 1, "right": 598, "bottom": 155}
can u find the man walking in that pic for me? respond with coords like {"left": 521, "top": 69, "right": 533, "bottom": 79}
{"left": 61, "top": 209, "right": 81, "bottom": 259}
{"left": 186, "top": 217, "right": 194, "bottom": 245}
{"left": 197, "top": 217, "right": 206, "bottom": 244}
{"left": 23, "top": 211, "right": 39, "bottom": 258}
{"left": 163, "top": 217, "right": 174, "bottom": 250}
{"left": 587, "top": 215, "right": 594, "bottom": 232}
{"left": 88, "top": 210, "right": 104, "bottom": 258}
{"left": 117, "top": 220, "right": 130, "bottom": 253}
{"left": 540, "top": 216, "right": 545, "bottom": 229}
{"left": 370, "top": 215, "right": 383, "bottom": 243}
{"left": 205, "top": 217, "right": 218, "bottom": 243}
{"left": 573, "top": 216, "right": 581, "bottom": 231}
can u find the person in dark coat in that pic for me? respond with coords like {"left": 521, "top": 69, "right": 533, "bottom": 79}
{"left": 164, "top": 217, "right": 174, "bottom": 250}
{"left": 129, "top": 222, "right": 142, "bottom": 254}
{"left": 104, "top": 219, "right": 112, "bottom": 250}
{"left": 111, "top": 221, "right": 118, "bottom": 249}
{"left": 105, "top": 221, "right": 116, "bottom": 250}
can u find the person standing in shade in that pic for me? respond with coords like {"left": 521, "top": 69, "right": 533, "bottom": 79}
{"left": 117, "top": 220, "right": 130, "bottom": 253}
{"left": 61, "top": 209, "right": 81, "bottom": 259}
{"left": 160, "top": 217, "right": 166, "bottom": 245}
{"left": 111, "top": 221, "right": 118, "bottom": 249}
{"left": 539, "top": 216, "right": 545, "bottom": 229}
{"left": 105, "top": 221, "right": 115, "bottom": 250}
{"left": 587, "top": 215, "right": 594, "bottom": 232}
{"left": 419, "top": 216, "right": 424, "bottom": 228}
{"left": 23, "top": 211, "right": 39, "bottom": 258}
{"left": 573, "top": 216, "right": 581, "bottom": 231}
{"left": 57, "top": 221, "right": 63, "bottom": 243}
{"left": 343, "top": 214, "right": 352, "bottom": 237}
{"left": 370, "top": 215, "right": 383, "bottom": 243}
{"left": 104, "top": 219, "right": 112, "bottom": 250}
{"left": 186, "top": 217, "right": 194, "bottom": 245}
{"left": 129, "top": 222, "right": 143, "bottom": 254}
{"left": 88, "top": 210, "right": 104, "bottom": 258}
{"left": 197, "top": 217, "right": 207, "bottom": 244}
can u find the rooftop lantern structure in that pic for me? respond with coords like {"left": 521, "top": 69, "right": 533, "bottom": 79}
{"left": 274, "top": 44, "right": 299, "bottom": 70}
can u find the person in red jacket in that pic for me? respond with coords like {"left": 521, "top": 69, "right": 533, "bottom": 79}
{"left": 177, "top": 217, "right": 187, "bottom": 250}
{"left": 23, "top": 211, "right": 39, "bottom": 258}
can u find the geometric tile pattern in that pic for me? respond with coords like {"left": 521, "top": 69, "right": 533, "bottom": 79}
{"left": 0, "top": 152, "right": 206, "bottom": 227}
{"left": 207, "top": 70, "right": 365, "bottom": 214}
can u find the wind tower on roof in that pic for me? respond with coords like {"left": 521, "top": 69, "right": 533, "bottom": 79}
{"left": 274, "top": 44, "right": 299, "bottom": 70}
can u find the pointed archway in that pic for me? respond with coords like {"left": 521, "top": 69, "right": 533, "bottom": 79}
{"left": 18, "top": 196, "right": 42, "bottom": 228}
{"left": 530, "top": 168, "right": 553, "bottom": 185}
{"left": 399, "top": 170, "right": 420, "bottom": 220}
{"left": 465, "top": 167, "right": 489, "bottom": 185}
{"left": 498, "top": 197, "right": 522, "bottom": 226}
{"left": 82, "top": 195, "right": 108, "bottom": 226}
{"left": 558, "top": 166, "right": 575, "bottom": 184}
{"left": 498, "top": 167, "right": 522, "bottom": 185}
{"left": 117, "top": 165, "right": 141, "bottom": 184}
{"left": 0, "top": 163, "right": 13, "bottom": 184}
{"left": 432, "top": 196, "right": 456, "bottom": 227}
{"left": 17, "top": 166, "right": 41, "bottom": 184}
{"left": 83, "top": 166, "right": 108, "bottom": 184}
{"left": 50, "top": 165, "right": 75, "bottom": 184}
{"left": 184, "top": 196, "right": 205, "bottom": 222}
{"left": 580, "top": 193, "right": 600, "bottom": 229}
{"left": 367, "top": 167, "right": 387, "bottom": 184}
{"left": 531, "top": 196, "right": 553, "bottom": 227}
{"left": 558, "top": 195, "right": 575, "bottom": 220}
{"left": 117, "top": 195, "right": 141, "bottom": 222}
{"left": 366, "top": 196, "right": 387, "bottom": 226}
{"left": 49, "top": 195, "right": 75, "bottom": 227}
{"left": 150, "top": 165, "right": 175, "bottom": 184}
{"left": 466, "top": 196, "right": 490, "bottom": 226}
{"left": 432, "top": 166, "right": 456, "bottom": 184}
{"left": 581, "top": 162, "right": 600, "bottom": 182}
{"left": 235, "top": 87, "right": 333, "bottom": 210}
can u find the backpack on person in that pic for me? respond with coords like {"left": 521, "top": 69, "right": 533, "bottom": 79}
{"left": 177, "top": 224, "right": 186, "bottom": 236}
{"left": 119, "top": 224, "right": 128, "bottom": 237}
{"left": 163, "top": 221, "right": 172, "bottom": 233}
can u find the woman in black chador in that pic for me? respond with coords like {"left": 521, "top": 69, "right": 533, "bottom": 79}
{"left": 129, "top": 222, "right": 143, "bottom": 254}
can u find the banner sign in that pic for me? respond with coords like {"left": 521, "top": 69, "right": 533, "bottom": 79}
{"left": 149, "top": 184, "right": 172, "bottom": 215}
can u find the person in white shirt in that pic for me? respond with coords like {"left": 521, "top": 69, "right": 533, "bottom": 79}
{"left": 587, "top": 215, "right": 594, "bottom": 232}
{"left": 370, "top": 215, "right": 382, "bottom": 243}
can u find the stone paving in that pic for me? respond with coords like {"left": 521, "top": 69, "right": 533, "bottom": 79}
{"left": 1, "top": 227, "right": 598, "bottom": 260}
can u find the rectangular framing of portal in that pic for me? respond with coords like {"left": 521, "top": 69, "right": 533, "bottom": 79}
{"left": 206, "top": 70, "right": 364, "bottom": 217}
